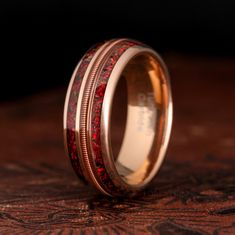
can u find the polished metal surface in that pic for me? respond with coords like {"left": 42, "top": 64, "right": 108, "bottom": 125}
{"left": 64, "top": 39, "right": 173, "bottom": 196}
{"left": 102, "top": 46, "right": 173, "bottom": 190}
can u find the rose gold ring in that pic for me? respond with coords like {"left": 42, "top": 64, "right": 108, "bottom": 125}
{"left": 63, "top": 38, "right": 173, "bottom": 197}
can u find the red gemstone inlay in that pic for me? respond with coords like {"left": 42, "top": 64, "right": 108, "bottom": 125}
{"left": 91, "top": 40, "right": 142, "bottom": 194}
{"left": 66, "top": 44, "right": 101, "bottom": 182}
{"left": 95, "top": 84, "right": 107, "bottom": 98}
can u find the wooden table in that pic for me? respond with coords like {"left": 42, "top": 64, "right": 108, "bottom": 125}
{"left": 0, "top": 54, "right": 235, "bottom": 234}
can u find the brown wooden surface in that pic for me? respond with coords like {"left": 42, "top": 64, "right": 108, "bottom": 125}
{"left": 0, "top": 54, "right": 235, "bottom": 234}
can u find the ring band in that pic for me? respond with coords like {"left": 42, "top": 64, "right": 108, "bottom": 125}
{"left": 64, "top": 38, "right": 173, "bottom": 196}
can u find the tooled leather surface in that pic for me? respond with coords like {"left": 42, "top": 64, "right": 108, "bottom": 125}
{"left": 0, "top": 54, "right": 234, "bottom": 234}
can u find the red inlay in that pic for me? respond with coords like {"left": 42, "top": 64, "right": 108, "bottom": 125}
{"left": 66, "top": 44, "right": 101, "bottom": 182}
{"left": 95, "top": 84, "right": 107, "bottom": 98}
{"left": 91, "top": 40, "right": 143, "bottom": 194}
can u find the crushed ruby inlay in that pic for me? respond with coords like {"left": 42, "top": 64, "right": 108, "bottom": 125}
{"left": 66, "top": 39, "right": 144, "bottom": 194}
{"left": 66, "top": 44, "right": 100, "bottom": 182}
{"left": 91, "top": 40, "right": 142, "bottom": 193}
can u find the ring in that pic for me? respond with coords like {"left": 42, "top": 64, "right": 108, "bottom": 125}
{"left": 63, "top": 38, "right": 173, "bottom": 196}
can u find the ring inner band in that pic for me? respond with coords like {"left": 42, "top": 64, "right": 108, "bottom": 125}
{"left": 111, "top": 52, "right": 167, "bottom": 186}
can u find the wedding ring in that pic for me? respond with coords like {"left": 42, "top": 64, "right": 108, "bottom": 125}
{"left": 63, "top": 38, "right": 173, "bottom": 196}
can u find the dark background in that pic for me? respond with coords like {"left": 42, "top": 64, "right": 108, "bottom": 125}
{"left": 1, "top": 0, "right": 235, "bottom": 101}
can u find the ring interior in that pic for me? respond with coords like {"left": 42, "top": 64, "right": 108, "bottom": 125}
{"left": 111, "top": 52, "right": 167, "bottom": 186}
